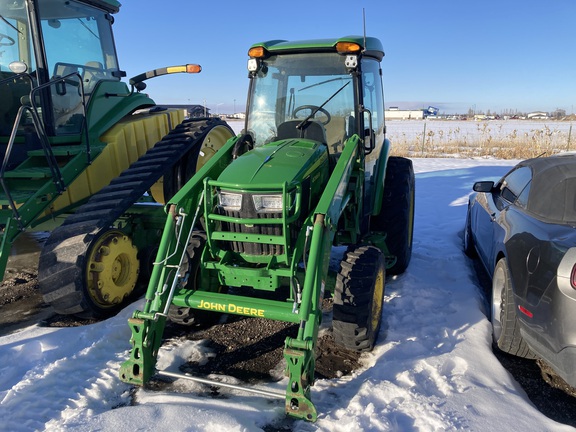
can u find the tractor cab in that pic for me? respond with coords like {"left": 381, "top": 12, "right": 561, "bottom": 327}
{"left": 238, "top": 37, "right": 387, "bottom": 229}
{"left": 0, "top": 0, "right": 122, "bottom": 146}
{"left": 244, "top": 38, "right": 385, "bottom": 160}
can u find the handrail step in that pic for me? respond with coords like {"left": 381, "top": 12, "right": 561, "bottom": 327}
{"left": 3, "top": 167, "right": 53, "bottom": 179}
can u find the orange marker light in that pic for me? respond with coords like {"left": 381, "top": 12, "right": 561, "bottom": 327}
{"left": 336, "top": 42, "right": 362, "bottom": 54}
{"left": 186, "top": 64, "right": 202, "bottom": 74}
{"left": 248, "top": 47, "right": 266, "bottom": 58}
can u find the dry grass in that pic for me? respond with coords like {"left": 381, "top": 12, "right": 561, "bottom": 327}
{"left": 389, "top": 122, "right": 575, "bottom": 159}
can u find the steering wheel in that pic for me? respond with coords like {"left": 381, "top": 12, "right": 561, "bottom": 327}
{"left": 0, "top": 33, "right": 15, "bottom": 47}
{"left": 293, "top": 105, "right": 331, "bottom": 125}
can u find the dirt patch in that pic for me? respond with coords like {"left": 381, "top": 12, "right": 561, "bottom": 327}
{"left": 163, "top": 298, "right": 362, "bottom": 384}
{"left": 0, "top": 270, "right": 54, "bottom": 335}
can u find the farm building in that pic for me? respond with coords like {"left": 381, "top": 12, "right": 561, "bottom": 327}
{"left": 385, "top": 107, "right": 424, "bottom": 120}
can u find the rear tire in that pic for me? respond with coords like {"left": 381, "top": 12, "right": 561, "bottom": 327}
{"left": 491, "top": 258, "right": 535, "bottom": 358}
{"left": 371, "top": 156, "right": 415, "bottom": 275}
{"left": 333, "top": 245, "right": 385, "bottom": 352}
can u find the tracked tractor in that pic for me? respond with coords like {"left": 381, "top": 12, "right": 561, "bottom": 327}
{"left": 119, "top": 36, "right": 415, "bottom": 421}
{"left": 0, "top": 0, "right": 234, "bottom": 318}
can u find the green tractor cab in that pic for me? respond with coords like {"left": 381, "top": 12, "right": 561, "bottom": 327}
{"left": 120, "top": 36, "right": 415, "bottom": 421}
{"left": 0, "top": 0, "right": 234, "bottom": 318}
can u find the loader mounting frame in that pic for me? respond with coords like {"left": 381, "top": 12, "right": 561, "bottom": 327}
{"left": 120, "top": 135, "right": 363, "bottom": 421}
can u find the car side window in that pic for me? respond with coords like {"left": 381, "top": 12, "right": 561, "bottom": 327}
{"left": 499, "top": 166, "right": 532, "bottom": 205}
{"left": 516, "top": 180, "right": 531, "bottom": 209}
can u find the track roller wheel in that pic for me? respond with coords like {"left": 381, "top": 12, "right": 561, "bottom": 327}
{"left": 85, "top": 229, "right": 139, "bottom": 312}
{"left": 39, "top": 228, "right": 140, "bottom": 319}
{"left": 332, "top": 245, "right": 385, "bottom": 352}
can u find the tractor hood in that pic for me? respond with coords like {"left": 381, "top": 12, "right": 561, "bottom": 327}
{"left": 217, "top": 139, "right": 328, "bottom": 187}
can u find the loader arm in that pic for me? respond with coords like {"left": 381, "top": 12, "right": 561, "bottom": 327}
{"left": 119, "top": 135, "right": 238, "bottom": 384}
{"left": 283, "top": 135, "right": 362, "bottom": 420}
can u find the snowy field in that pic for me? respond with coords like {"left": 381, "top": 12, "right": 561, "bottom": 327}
{"left": 386, "top": 119, "right": 574, "bottom": 146}
{"left": 2, "top": 153, "right": 575, "bottom": 431}
{"left": 386, "top": 119, "right": 574, "bottom": 159}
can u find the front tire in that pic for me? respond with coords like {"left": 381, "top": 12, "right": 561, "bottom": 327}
{"left": 491, "top": 258, "right": 535, "bottom": 358}
{"left": 333, "top": 245, "right": 385, "bottom": 352}
{"left": 167, "top": 231, "right": 223, "bottom": 327}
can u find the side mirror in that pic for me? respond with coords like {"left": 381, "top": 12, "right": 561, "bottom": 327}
{"left": 473, "top": 181, "right": 494, "bottom": 193}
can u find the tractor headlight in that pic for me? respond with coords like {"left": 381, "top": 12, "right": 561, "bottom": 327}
{"left": 252, "top": 194, "right": 283, "bottom": 213}
{"left": 218, "top": 191, "right": 242, "bottom": 211}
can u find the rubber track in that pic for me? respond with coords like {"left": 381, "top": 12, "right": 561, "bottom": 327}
{"left": 38, "top": 117, "right": 231, "bottom": 317}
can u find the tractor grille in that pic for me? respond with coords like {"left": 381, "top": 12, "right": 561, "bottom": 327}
{"left": 219, "top": 211, "right": 303, "bottom": 255}
{"left": 221, "top": 210, "right": 287, "bottom": 255}
{"left": 209, "top": 183, "right": 307, "bottom": 258}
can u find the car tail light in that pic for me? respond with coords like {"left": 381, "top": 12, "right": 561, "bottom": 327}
{"left": 571, "top": 264, "right": 576, "bottom": 289}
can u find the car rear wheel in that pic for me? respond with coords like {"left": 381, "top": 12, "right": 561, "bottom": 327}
{"left": 491, "top": 258, "right": 535, "bottom": 358}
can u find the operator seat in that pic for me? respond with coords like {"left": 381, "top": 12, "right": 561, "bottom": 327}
{"left": 324, "top": 116, "right": 347, "bottom": 155}
{"left": 276, "top": 120, "right": 327, "bottom": 143}
{"left": 83, "top": 61, "right": 106, "bottom": 94}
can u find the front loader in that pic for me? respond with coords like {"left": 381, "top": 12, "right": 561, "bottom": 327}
{"left": 0, "top": 0, "right": 234, "bottom": 318}
{"left": 120, "top": 36, "right": 415, "bottom": 421}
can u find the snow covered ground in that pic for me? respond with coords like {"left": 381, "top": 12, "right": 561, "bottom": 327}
{"left": 1, "top": 145, "right": 575, "bottom": 430}
{"left": 385, "top": 119, "right": 573, "bottom": 148}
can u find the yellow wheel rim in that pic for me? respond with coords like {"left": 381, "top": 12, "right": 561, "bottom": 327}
{"left": 195, "top": 124, "right": 234, "bottom": 171}
{"left": 150, "top": 124, "right": 234, "bottom": 204}
{"left": 370, "top": 264, "right": 385, "bottom": 332}
{"left": 86, "top": 230, "right": 139, "bottom": 308}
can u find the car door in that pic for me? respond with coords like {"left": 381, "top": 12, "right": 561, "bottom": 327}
{"left": 480, "top": 166, "right": 532, "bottom": 275}
{"left": 472, "top": 187, "right": 500, "bottom": 270}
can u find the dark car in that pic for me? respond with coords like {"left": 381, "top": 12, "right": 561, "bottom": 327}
{"left": 464, "top": 153, "right": 576, "bottom": 387}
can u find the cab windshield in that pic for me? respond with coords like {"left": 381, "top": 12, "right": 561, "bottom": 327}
{"left": 246, "top": 52, "right": 356, "bottom": 151}
{"left": 0, "top": 0, "right": 120, "bottom": 136}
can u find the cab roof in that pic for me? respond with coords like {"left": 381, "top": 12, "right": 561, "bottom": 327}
{"left": 250, "top": 36, "right": 384, "bottom": 61}
{"left": 80, "top": 0, "right": 120, "bottom": 14}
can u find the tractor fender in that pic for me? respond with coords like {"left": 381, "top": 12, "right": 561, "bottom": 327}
{"left": 371, "top": 138, "right": 391, "bottom": 216}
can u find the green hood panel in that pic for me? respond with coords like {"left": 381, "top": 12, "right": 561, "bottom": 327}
{"left": 217, "top": 139, "right": 328, "bottom": 187}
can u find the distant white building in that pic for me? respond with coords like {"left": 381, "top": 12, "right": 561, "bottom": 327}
{"left": 527, "top": 111, "right": 548, "bottom": 119}
{"left": 385, "top": 108, "right": 424, "bottom": 120}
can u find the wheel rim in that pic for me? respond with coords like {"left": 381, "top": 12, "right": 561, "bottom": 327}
{"left": 86, "top": 230, "right": 139, "bottom": 309}
{"left": 491, "top": 263, "right": 504, "bottom": 342}
{"left": 195, "top": 125, "right": 234, "bottom": 171}
{"left": 370, "top": 264, "right": 385, "bottom": 333}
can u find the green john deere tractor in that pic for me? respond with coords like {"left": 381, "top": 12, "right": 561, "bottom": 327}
{"left": 0, "top": 0, "right": 234, "bottom": 317}
{"left": 119, "top": 36, "right": 415, "bottom": 421}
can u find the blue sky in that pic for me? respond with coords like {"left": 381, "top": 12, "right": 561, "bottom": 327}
{"left": 112, "top": 0, "right": 575, "bottom": 115}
